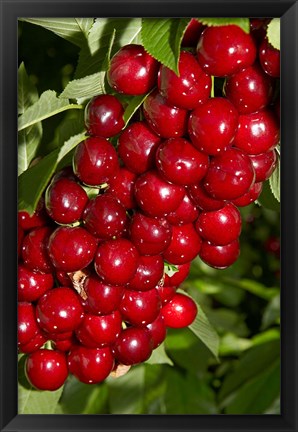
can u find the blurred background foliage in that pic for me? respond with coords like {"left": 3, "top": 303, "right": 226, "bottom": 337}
{"left": 18, "top": 20, "right": 280, "bottom": 415}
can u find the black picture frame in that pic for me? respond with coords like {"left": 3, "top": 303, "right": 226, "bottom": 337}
{"left": 1, "top": 0, "right": 297, "bottom": 431}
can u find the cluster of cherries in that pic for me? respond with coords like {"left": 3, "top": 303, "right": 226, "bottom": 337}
{"left": 18, "top": 18, "right": 280, "bottom": 391}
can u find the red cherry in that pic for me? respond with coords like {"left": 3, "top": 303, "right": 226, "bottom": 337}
{"left": 73, "top": 136, "right": 119, "bottom": 186}
{"left": 118, "top": 121, "right": 161, "bottom": 174}
{"left": 18, "top": 264, "right": 54, "bottom": 302}
{"left": 232, "top": 182, "right": 263, "bottom": 207}
{"left": 76, "top": 311, "right": 122, "bottom": 347}
{"left": 85, "top": 94, "right": 125, "bottom": 137}
{"left": 26, "top": 349, "right": 68, "bottom": 391}
{"left": 158, "top": 51, "right": 211, "bottom": 109}
{"left": 47, "top": 331, "right": 74, "bottom": 341}
{"left": 146, "top": 313, "right": 167, "bottom": 348}
{"left": 166, "top": 192, "right": 199, "bottom": 225}
{"left": 18, "top": 197, "right": 49, "bottom": 231}
{"left": 84, "top": 274, "right": 124, "bottom": 315}
{"left": 19, "top": 331, "right": 47, "bottom": 354}
{"left": 163, "top": 224, "right": 202, "bottom": 265}
{"left": 126, "top": 255, "right": 164, "bottom": 291}
{"left": 45, "top": 177, "right": 88, "bottom": 225}
{"left": 188, "top": 182, "right": 225, "bottom": 211}
{"left": 181, "top": 19, "right": 204, "bottom": 47}
{"left": 188, "top": 97, "right": 239, "bottom": 155}
{"left": 155, "top": 285, "right": 177, "bottom": 305}
{"left": 224, "top": 63, "right": 273, "bottom": 114}
{"left": 18, "top": 302, "right": 39, "bottom": 345}
{"left": 129, "top": 212, "right": 172, "bottom": 255}
{"left": 161, "top": 293, "right": 197, "bottom": 328}
{"left": 48, "top": 226, "right": 97, "bottom": 272}
{"left": 108, "top": 44, "right": 159, "bottom": 95}
{"left": 195, "top": 203, "right": 242, "bottom": 246}
{"left": 18, "top": 225, "right": 24, "bottom": 258}
{"left": 55, "top": 270, "right": 72, "bottom": 287}
{"left": 164, "top": 262, "right": 191, "bottom": 286}
{"left": 249, "top": 18, "right": 271, "bottom": 45}
{"left": 83, "top": 194, "right": 127, "bottom": 239}
{"left": 233, "top": 109, "right": 280, "bottom": 155}
{"left": 108, "top": 167, "right": 137, "bottom": 209}
{"left": 21, "top": 226, "right": 53, "bottom": 273}
{"left": 259, "top": 38, "right": 280, "bottom": 77}
{"left": 143, "top": 90, "right": 188, "bottom": 138}
{"left": 199, "top": 239, "right": 240, "bottom": 269}
{"left": 113, "top": 327, "right": 153, "bottom": 365}
{"left": 53, "top": 336, "right": 76, "bottom": 352}
{"left": 203, "top": 148, "right": 255, "bottom": 200}
{"left": 249, "top": 150, "right": 278, "bottom": 182}
{"left": 36, "top": 287, "right": 84, "bottom": 333}
{"left": 120, "top": 288, "right": 161, "bottom": 326}
{"left": 94, "top": 238, "right": 139, "bottom": 285}
{"left": 134, "top": 170, "right": 185, "bottom": 217}
{"left": 156, "top": 138, "right": 209, "bottom": 186}
{"left": 197, "top": 24, "right": 257, "bottom": 77}
{"left": 68, "top": 345, "right": 114, "bottom": 384}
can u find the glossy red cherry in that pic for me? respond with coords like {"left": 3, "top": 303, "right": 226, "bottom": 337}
{"left": 143, "top": 90, "right": 188, "bottom": 138}
{"left": 18, "top": 198, "right": 49, "bottom": 231}
{"left": 83, "top": 194, "right": 127, "bottom": 239}
{"left": 164, "top": 262, "right": 191, "bottom": 287}
{"left": 249, "top": 149, "right": 278, "bottom": 182}
{"left": 47, "top": 330, "right": 74, "bottom": 341}
{"left": 120, "top": 288, "right": 161, "bottom": 327}
{"left": 126, "top": 255, "right": 164, "bottom": 291}
{"left": 146, "top": 313, "right": 167, "bottom": 348}
{"left": 21, "top": 226, "right": 53, "bottom": 273}
{"left": 108, "top": 167, "right": 137, "bottom": 209}
{"left": 18, "top": 302, "right": 39, "bottom": 345}
{"left": 259, "top": 38, "right": 280, "bottom": 77}
{"left": 26, "top": 349, "right": 68, "bottom": 390}
{"left": 182, "top": 19, "right": 204, "bottom": 46}
{"left": 163, "top": 224, "right": 202, "bottom": 265}
{"left": 68, "top": 345, "right": 114, "bottom": 384}
{"left": 156, "top": 138, "right": 209, "bottom": 186}
{"left": 18, "top": 264, "right": 54, "bottom": 302}
{"left": 233, "top": 109, "right": 280, "bottom": 155}
{"left": 84, "top": 274, "right": 124, "bottom": 315}
{"left": 158, "top": 51, "right": 211, "bottom": 109}
{"left": 232, "top": 182, "right": 263, "bottom": 207}
{"left": 166, "top": 192, "right": 199, "bottom": 225}
{"left": 48, "top": 226, "right": 97, "bottom": 272}
{"left": 94, "top": 238, "right": 139, "bottom": 285}
{"left": 199, "top": 239, "right": 240, "bottom": 269}
{"left": 155, "top": 285, "right": 177, "bottom": 305}
{"left": 45, "top": 177, "right": 88, "bottom": 225}
{"left": 197, "top": 24, "right": 257, "bottom": 77}
{"left": 134, "top": 170, "right": 185, "bottom": 217}
{"left": 53, "top": 335, "right": 76, "bottom": 352}
{"left": 188, "top": 182, "right": 225, "bottom": 211}
{"left": 113, "top": 327, "right": 153, "bottom": 365}
{"left": 76, "top": 311, "right": 122, "bottom": 347}
{"left": 195, "top": 203, "right": 241, "bottom": 246}
{"left": 203, "top": 148, "right": 255, "bottom": 200}
{"left": 36, "top": 287, "right": 84, "bottom": 333}
{"left": 85, "top": 94, "right": 125, "bottom": 137}
{"left": 73, "top": 136, "right": 119, "bottom": 186}
{"left": 188, "top": 97, "right": 239, "bottom": 155}
{"left": 224, "top": 63, "right": 273, "bottom": 114}
{"left": 129, "top": 213, "right": 172, "bottom": 255}
{"left": 161, "top": 293, "right": 197, "bottom": 328}
{"left": 118, "top": 121, "right": 161, "bottom": 174}
{"left": 19, "top": 331, "right": 47, "bottom": 354}
{"left": 108, "top": 44, "right": 159, "bottom": 95}
{"left": 55, "top": 270, "right": 72, "bottom": 287}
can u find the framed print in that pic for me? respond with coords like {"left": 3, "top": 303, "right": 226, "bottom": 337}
{"left": 0, "top": 0, "right": 297, "bottom": 431}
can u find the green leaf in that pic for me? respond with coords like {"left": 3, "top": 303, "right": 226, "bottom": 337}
{"left": 145, "top": 343, "right": 173, "bottom": 366}
{"left": 18, "top": 90, "right": 83, "bottom": 131}
{"left": 18, "top": 124, "right": 43, "bottom": 176}
{"left": 163, "top": 262, "right": 179, "bottom": 278}
{"left": 229, "top": 278, "right": 279, "bottom": 301}
{"left": 219, "top": 333, "right": 253, "bottom": 357}
{"left": 75, "top": 18, "right": 142, "bottom": 79}
{"left": 258, "top": 179, "right": 280, "bottom": 211}
{"left": 141, "top": 18, "right": 190, "bottom": 73}
{"left": 261, "top": 294, "right": 280, "bottom": 330}
{"left": 269, "top": 154, "right": 280, "bottom": 202}
{"left": 123, "top": 93, "right": 150, "bottom": 126}
{"left": 18, "top": 62, "right": 39, "bottom": 115}
{"left": 60, "top": 72, "right": 106, "bottom": 102}
{"left": 18, "top": 131, "right": 86, "bottom": 214}
{"left": 19, "top": 18, "right": 94, "bottom": 47}
{"left": 267, "top": 18, "right": 280, "bottom": 50}
{"left": 199, "top": 18, "right": 250, "bottom": 34}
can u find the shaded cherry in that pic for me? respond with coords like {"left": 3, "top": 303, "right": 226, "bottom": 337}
{"left": 76, "top": 311, "right": 122, "bottom": 347}
{"left": 188, "top": 97, "right": 239, "bottom": 155}
{"left": 146, "top": 313, "right": 167, "bottom": 348}
{"left": 181, "top": 19, "right": 204, "bottom": 46}
{"left": 18, "top": 264, "right": 54, "bottom": 302}
{"left": 164, "top": 262, "right": 191, "bottom": 287}
{"left": 85, "top": 94, "right": 125, "bottom": 137}
{"left": 155, "top": 285, "right": 177, "bottom": 305}
{"left": 26, "top": 349, "right": 68, "bottom": 391}
{"left": 126, "top": 255, "right": 164, "bottom": 291}
{"left": 156, "top": 138, "right": 209, "bottom": 186}
{"left": 163, "top": 224, "right": 202, "bottom": 265}
{"left": 134, "top": 170, "right": 185, "bottom": 217}
{"left": 249, "top": 149, "right": 278, "bottom": 182}
{"left": 94, "top": 238, "right": 139, "bottom": 285}
{"left": 161, "top": 293, "right": 197, "bottom": 328}
{"left": 199, "top": 239, "right": 240, "bottom": 269}
{"left": 250, "top": 18, "right": 271, "bottom": 45}
{"left": 108, "top": 44, "right": 159, "bottom": 95}
{"left": 73, "top": 137, "right": 119, "bottom": 186}
{"left": 36, "top": 287, "right": 84, "bottom": 334}
{"left": 259, "top": 38, "right": 280, "bottom": 77}
{"left": 19, "top": 331, "right": 47, "bottom": 354}
{"left": 167, "top": 192, "right": 199, "bottom": 225}
{"left": 188, "top": 182, "right": 225, "bottom": 211}
{"left": 232, "top": 182, "right": 263, "bottom": 207}
{"left": 22, "top": 226, "right": 53, "bottom": 273}
{"left": 55, "top": 270, "right": 72, "bottom": 287}
{"left": 108, "top": 167, "right": 137, "bottom": 209}
{"left": 113, "top": 327, "right": 153, "bottom": 365}
{"left": 18, "top": 302, "right": 39, "bottom": 346}
{"left": 129, "top": 212, "right": 172, "bottom": 255}
{"left": 120, "top": 288, "right": 161, "bottom": 327}
{"left": 18, "top": 197, "right": 49, "bottom": 231}
{"left": 118, "top": 121, "right": 161, "bottom": 174}
{"left": 84, "top": 274, "right": 124, "bottom": 315}
{"left": 18, "top": 225, "right": 24, "bottom": 258}
{"left": 53, "top": 336, "right": 76, "bottom": 352}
